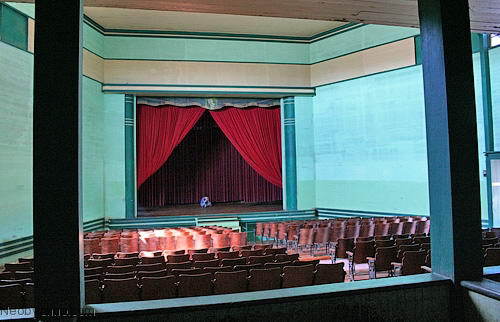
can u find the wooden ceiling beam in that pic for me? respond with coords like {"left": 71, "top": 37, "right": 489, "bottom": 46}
{"left": 2, "top": 0, "right": 499, "bottom": 33}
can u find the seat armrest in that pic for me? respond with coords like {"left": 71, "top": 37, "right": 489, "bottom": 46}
{"left": 391, "top": 262, "right": 402, "bottom": 267}
{"left": 346, "top": 251, "right": 354, "bottom": 257}
{"left": 366, "top": 257, "right": 375, "bottom": 261}
{"left": 421, "top": 265, "right": 432, "bottom": 273}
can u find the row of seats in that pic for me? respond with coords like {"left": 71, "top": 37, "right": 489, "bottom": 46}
{"left": 84, "top": 226, "right": 247, "bottom": 254}
{"left": 86, "top": 263, "right": 346, "bottom": 303}
{"left": 256, "top": 216, "right": 430, "bottom": 247}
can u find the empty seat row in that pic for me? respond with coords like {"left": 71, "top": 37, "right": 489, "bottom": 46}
{"left": 86, "top": 263, "right": 346, "bottom": 303}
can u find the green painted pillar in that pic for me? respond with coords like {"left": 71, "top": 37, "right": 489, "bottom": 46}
{"left": 479, "top": 33, "right": 495, "bottom": 228}
{"left": 283, "top": 97, "right": 298, "bottom": 210}
{"left": 125, "top": 94, "right": 136, "bottom": 218}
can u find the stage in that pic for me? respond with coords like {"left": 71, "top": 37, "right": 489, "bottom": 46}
{"left": 138, "top": 202, "right": 283, "bottom": 217}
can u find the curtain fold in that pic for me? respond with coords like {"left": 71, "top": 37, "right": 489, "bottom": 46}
{"left": 137, "top": 105, "right": 205, "bottom": 187}
{"left": 209, "top": 107, "right": 282, "bottom": 187}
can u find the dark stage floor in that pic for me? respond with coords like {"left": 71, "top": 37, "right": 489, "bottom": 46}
{"left": 138, "top": 202, "right": 283, "bottom": 217}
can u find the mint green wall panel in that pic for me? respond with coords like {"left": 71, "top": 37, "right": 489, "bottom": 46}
{"left": 104, "top": 36, "right": 309, "bottom": 64}
{"left": 4, "top": 2, "right": 34, "bottom": 18}
{"left": 0, "top": 41, "right": 33, "bottom": 241}
{"left": 82, "top": 77, "right": 105, "bottom": 221}
{"left": 103, "top": 94, "right": 126, "bottom": 219}
{"left": 83, "top": 23, "right": 105, "bottom": 57}
{"left": 310, "top": 25, "right": 419, "bottom": 64}
{"left": 0, "top": 4, "right": 28, "bottom": 50}
{"left": 313, "top": 66, "right": 429, "bottom": 214}
{"left": 295, "top": 96, "right": 316, "bottom": 209}
{"left": 472, "top": 53, "right": 489, "bottom": 221}
{"left": 490, "top": 47, "right": 500, "bottom": 151}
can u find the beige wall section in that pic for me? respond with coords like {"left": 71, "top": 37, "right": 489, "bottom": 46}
{"left": 83, "top": 49, "right": 105, "bottom": 82}
{"left": 27, "top": 18, "right": 34, "bottom": 53}
{"left": 104, "top": 60, "right": 310, "bottom": 87}
{"left": 310, "top": 38, "right": 416, "bottom": 87}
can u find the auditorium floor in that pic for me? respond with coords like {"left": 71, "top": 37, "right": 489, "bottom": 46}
{"left": 138, "top": 202, "right": 283, "bottom": 217}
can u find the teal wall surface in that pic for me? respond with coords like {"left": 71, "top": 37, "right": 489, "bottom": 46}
{"left": 312, "top": 66, "right": 429, "bottom": 214}
{"left": 103, "top": 36, "right": 309, "bottom": 64}
{"left": 0, "top": 41, "right": 33, "bottom": 241}
{"left": 294, "top": 96, "right": 316, "bottom": 209}
{"left": 103, "top": 94, "right": 126, "bottom": 219}
{"left": 490, "top": 47, "right": 500, "bottom": 150}
{"left": 81, "top": 77, "right": 105, "bottom": 221}
{"left": 4, "top": 2, "right": 34, "bottom": 18}
{"left": 309, "top": 24, "right": 419, "bottom": 64}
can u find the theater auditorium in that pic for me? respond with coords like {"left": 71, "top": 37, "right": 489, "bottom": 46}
{"left": 0, "top": 0, "right": 499, "bottom": 320}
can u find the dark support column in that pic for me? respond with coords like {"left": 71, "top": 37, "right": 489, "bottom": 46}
{"left": 283, "top": 97, "right": 298, "bottom": 210}
{"left": 125, "top": 94, "right": 136, "bottom": 219}
{"left": 33, "top": 1, "right": 84, "bottom": 316}
{"left": 418, "top": 0, "right": 483, "bottom": 283}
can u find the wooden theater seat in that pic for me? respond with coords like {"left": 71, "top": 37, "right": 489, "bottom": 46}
{"left": 85, "top": 279, "right": 102, "bottom": 304}
{"left": 314, "top": 263, "right": 345, "bottom": 284}
{"left": 214, "top": 270, "right": 248, "bottom": 294}
{"left": 177, "top": 273, "right": 213, "bottom": 297}
{"left": 282, "top": 265, "right": 315, "bottom": 288}
{"left": 102, "top": 278, "right": 140, "bottom": 303}
{"left": 140, "top": 276, "right": 177, "bottom": 300}
{"left": 248, "top": 268, "right": 281, "bottom": 291}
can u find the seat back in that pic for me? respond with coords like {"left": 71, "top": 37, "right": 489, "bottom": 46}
{"left": 203, "top": 266, "right": 233, "bottom": 276}
{"left": 142, "top": 256, "right": 166, "bottom": 265}
{"left": 92, "top": 253, "right": 115, "bottom": 260}
{"left": 216, "top": 251, "right": 240, "bottom": 260}
{"left": 85, "top": 279, "right": 102, "bottom": 304}
{"left": 397, "top": 244, "right": 421, "bottom": 261}
{"left": 233, "top": 264, "right": 263, "bottom": 274}
{"left": 282, "top": 264, "right": 315, "bottom": 288}
{"left": 401, "top": 250, "right": 427, "bottom": 275}
{"left": 87, "top": 258, "right": 114, "bottom": 268}
{"left": 191, "top": 253, "right": 215, "bottom": 261}
{"left": 165, "top": 262, "right": 192, "bottom": 273}
{"left": 214, "top": 270, "right": 248, "bottom": 294}
{"left": 171, "top": 268, "right": 203, "bottom": 276}
{"left": 0, "top": 284, "right": 24, "bottom": 309}
{"left": 253, "top": 244, "right": 272, "bottom": 250}
{"left": 114, "top": 257, "right": 140, "bottom": 267}
{"left": 102, "top": 278, "right": 140, "bottom": 303}
{"left": 248, "top": 255, "right": 274, "bottom": 265}
{"left": 141, "top": 276, "right": 177, "bottom": 300}
{"left": 275, "top": 254, "right": 299, "bottom": 263}
{"left": 193, "top": 258, "right": 220, "bottom": 269}
{"left": 336, "top": 238, "right": 354, "bottom": 258}
{"left": 484, "top": 248, "right": 500, "bottom": 267}
{"left": 165, "top": 254, "right": 190, "bottom": 263}
{"left": 314, "top": 263, "right": 345, "bottom": 284}
{"left": 137, "top": 269, "right": 169, "bottom": 279}
{"left": 4, "top": 262, "right": 32, "bottom": 272}
{"left": 264, "top": 261, "right": 292, "bottom": 271}
{"left": 374, "top": 246, "right": 398, "bottom": 271}
{"left": 241, "top": 249, "right": 264, "bottom": 258}
{"left": 352, "top": 240, "right": 375, "bottom": 263}
{"left": 375, "top": 239, "right": 395, "bottom": 248}
{"left": 116, "top": 252, "right": 140, "bottom": 259}
{"left": 248, "top": 268, "right": 282, "bottom": 291}
{"left": 105, "top": 265, "right": 136, "bottom": 275}
{"left": 263, "top": 247, "right": 287, "bottom": 256}
{"left": 136, "top": 263, "right": 165, "bottom": 272}
{"left": 177, "top": 273, "right": 213, "bottom": 297}
{"left": 220, "top": 257, "right": 247, "bottom": 267}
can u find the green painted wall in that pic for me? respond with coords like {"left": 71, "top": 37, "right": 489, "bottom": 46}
{"left": 84, "top": 23, "right": 105, "bottom": 58}
{"left": 103, "top": 94, "right": 126, "bottom": 219}
{"left": 490, "top": 46, "right": 500, "bottom": 150}
{"left": 4, "top": 2, "right": 34, "bottom": 18}
{"left": 294, "top": 96, "right": 316, "bottom": 209}
{"left": 312, "top": 66, "right": 429, "bottom": 214}
{"left": 0, "top": 41, "right": 33, "bottom": 241}
{"left": 81, "top": 77, "right": 105, "bottom": 221}
{"left": 103, "top": 36, "right": 309, "bottom": 64}
{"left": 309, "top": 24, "right": 420, "bottom": 64}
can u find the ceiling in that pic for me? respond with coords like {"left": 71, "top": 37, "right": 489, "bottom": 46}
{"left": 4, "top": 0, "right": 500, "bottom": 33}
{"left": 84, "top": 7, "right": 348, "bottom": 38}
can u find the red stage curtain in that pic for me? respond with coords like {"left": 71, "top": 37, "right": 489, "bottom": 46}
{"left": 137, "top": 105, "right": 205, "bottom": 187}
{"left": 209, "top": 107, "right": 282, "bottom": 187}
{"left": 138, "top": 113, "right": 282, "bottom": 207}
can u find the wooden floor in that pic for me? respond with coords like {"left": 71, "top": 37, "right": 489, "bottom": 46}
{"left": 138, "top": 202, "right": 283, "bottom": 217}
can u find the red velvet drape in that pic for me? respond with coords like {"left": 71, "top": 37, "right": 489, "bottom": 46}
{"left": 138, "top": 112, "right": 282, "bottom": 207}
{"left": 209, "top": 107, "right": 282, "bottom": 187}
{"left": 137, "top": 105, "right": 205, "bottom": 187}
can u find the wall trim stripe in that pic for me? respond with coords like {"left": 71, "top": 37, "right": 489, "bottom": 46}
{"left": 0, "top": 218, "right": 106, "bottom": 259}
